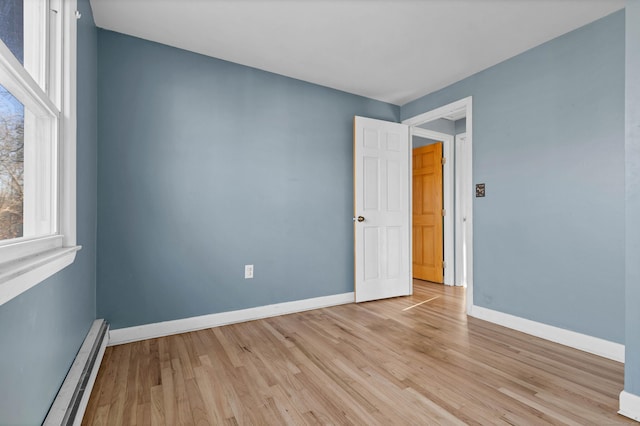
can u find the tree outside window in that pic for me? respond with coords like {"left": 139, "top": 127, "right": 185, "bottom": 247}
{"left": 0, "top": 0, "right": 24, "bottom": 241}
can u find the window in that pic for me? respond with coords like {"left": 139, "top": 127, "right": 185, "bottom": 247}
{"left": 0, "top": 85, "right": 25, "bottom": 241}
{"left": 0, "top": 0, "right": 24, "bottom": 64}
{"left": 0, "top": 0, "right": 78, "bottom": 305}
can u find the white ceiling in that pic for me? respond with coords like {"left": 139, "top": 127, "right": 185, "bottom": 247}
{"left": 89, "top": 0, "right": 624, "bottom": 106}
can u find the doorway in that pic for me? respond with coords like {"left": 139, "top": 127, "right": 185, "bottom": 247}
{"left": 411, "top": 129, "right": 454, "bottom": 285}
{"left": 403, "top": 97, "right": 474, "bottom": 313}
{"left": 353, "top": 97, "right": 473, "bottom": 312}
{"left": 412, "top": 139, "right": 444, "bottom": 284}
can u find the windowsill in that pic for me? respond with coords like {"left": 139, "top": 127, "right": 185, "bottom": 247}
{"left": 0, "top": 245, "right": 81, "bottom": 306}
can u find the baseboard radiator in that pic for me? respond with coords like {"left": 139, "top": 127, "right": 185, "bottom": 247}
{"left": 44, "top": 319, "right": 109, "bottom": 426}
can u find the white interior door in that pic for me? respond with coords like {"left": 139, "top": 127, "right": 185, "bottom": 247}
{"left": 354, "top": 116, "right": 411, "bottom": 302}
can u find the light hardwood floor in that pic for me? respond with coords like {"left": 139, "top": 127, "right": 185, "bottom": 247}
{"left": 83, "top": 281, "right": 633, "bottom": 425}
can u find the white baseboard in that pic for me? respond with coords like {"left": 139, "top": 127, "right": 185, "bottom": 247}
{"left": 620, "top": 390, "right": 640, "bottom": 421}
{"left": 108, "top": 292, "right": 355, "bottom": 346}
{"left": 468, "top": 305, "right": 625, "bottom": 363}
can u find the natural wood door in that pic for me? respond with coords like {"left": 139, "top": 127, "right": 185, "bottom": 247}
{"left": 354, "top": 116, "right": 411, "bottom": 302}
{"left": 413, "top": 143, "right": 444, "bottom": 283}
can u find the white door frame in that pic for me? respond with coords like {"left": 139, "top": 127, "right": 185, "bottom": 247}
{"left": 411, "top": 128, "right": 454, "bottom": 286}
{"left": 402, "top": 97, "right": 474, "bottom": 313}
{"left": 455, "top": 132, "right": 470, "bottom": 290}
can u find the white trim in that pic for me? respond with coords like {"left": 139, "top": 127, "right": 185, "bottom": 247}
{"left": 0, "top": 246, "right": 79, "bottom": 305}
{"left": 44, "top": 319, "right": 108, "bottom": 426}
{"left": 407, "top": 128, "right": 414, "bottom": 293}
{"left": 465, "top": 101, "right": 473, "bottom": 314}
{"left": 455, "top": 133, "right": 470, "bottom": 288}
{"left": 411, "top": 127, "right": 455, "bottom": 286}
{"left": 619, "top": 391, "right": 640, "bottom": 421}
{"left": 403, "top": 97, "right": 471, "bottom": 128}
{"left": 108, "top": 292, "right": 355, "bottom": 346}
{"left": 0, "top": 235, "right": 63, "bottom": 264}
{"left": 0, "top": 40, "right": 58, "bottom": 118}
{"left": 469, "top": 304, "right": 625, "bottom": 363}
{"left": 23, "top": 0, "right": 49, "bottom": 91}
{"left": 60, "top": 0, "right": 78, "bottom": 247}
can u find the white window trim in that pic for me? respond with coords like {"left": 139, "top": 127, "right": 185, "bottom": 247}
{"left": 0, "top": 0, "right": 80, "bottom": 306}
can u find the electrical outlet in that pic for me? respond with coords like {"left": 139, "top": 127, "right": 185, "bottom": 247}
{"left": 244, "top": 264, "right": 254, "bottom": 279}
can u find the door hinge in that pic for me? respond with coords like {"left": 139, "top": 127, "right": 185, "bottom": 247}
{"left": 441, "top": 157, "right": 446, "bottom": 165}
{"left": 442, "top": 209, "right": 446, "bottom": 217}
{"left": 443, "top": 261, "right": 447, "bottom": 269}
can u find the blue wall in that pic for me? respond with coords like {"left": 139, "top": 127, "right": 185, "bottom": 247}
{"left": 418, "top": 118, "right": 466, "bottom": 135}
{"left": 412, "top": 136, "right": 439, "bottom": 149}
{"left": 419, "top": 118, "right": 456, "bottom": 135}
{"left": 0, "top": 0, "right": 98, "bottom": 424}
{"left": 625, "top": 0, "right": 640, "bottom": 396}
{"left": 402, "top": 11, "right": 625, "bottom": 343}
{"left": 96, "top": 31, "right": 399, "bottom": 329}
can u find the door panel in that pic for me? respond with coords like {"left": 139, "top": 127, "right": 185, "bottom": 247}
{"left": 354, "top": 116, "right": 410, "bottom": 303}
{"left": 412, "top": 143, "right": 444, "bottom": 283}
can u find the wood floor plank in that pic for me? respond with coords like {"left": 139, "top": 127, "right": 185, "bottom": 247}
{"left": 122, "top": 341, "right": 143, "bottom": 424}
{"left": 82, "top": 345, "right": 114, "bottom": 422}
{"left": 268, "top": 383, "right": 310, "bottom": 425}
{"left": 159, "top": 361, "right": 176, "bottom": 426}
{"left": 89, "top": 405, "right": 110, "bottom": 426}
{"left": 105, "top": 344, "right": 131, "bottom": 425}
{"left": 135, "top": 402, "right": 150, "bottom": 426}
{"left": 170, "top": 357, "right": 195, "bottom": 425}
{"left": 149, "top": 385, "right": 165, "bottom": 426}
{"left": 83, "top": 281, "right": 633, "bottom": 425}
{"left": 192, "top": 361, "right": 225, "bottom": 425}
{"left": 199, "top": 354, "right": 235, "bottom": 420}
{"left": 211, "top": 327, "right": 244, "bottom": 368}
{"left": 84, "top": 341, "right": 121, "bottom": 424}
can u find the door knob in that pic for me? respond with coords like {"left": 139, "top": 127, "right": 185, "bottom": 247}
{"left": 357, "top": 216, "right": 365, "bottom": 222}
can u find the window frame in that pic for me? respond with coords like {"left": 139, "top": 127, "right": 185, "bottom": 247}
{"left": 0, "top": 0, "right": 79, "bottom": 306}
